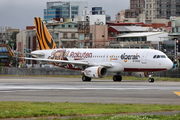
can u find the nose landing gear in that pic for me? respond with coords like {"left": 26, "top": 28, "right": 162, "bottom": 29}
{"left": 148, "top": 78, "right": 154, "bottom": 83}
{"left": 148, "top": 73, "right": 154, "bottom": 83}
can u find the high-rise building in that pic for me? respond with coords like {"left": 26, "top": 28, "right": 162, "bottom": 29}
{"left": 146, "top": 0, "right": 180, "bottom": 20}
{"left": 44, "top": 1, "right": 88, "bottom": 20}
{"left": 125, "top": 0, "right": 180, "bottom": 20}
{"left": 125, "top": 0, "right": 145, "bottom": 18}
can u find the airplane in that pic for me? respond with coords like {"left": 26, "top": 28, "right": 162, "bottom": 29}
{"left": 24, "top": 17, "right": 173, "bottom": 83}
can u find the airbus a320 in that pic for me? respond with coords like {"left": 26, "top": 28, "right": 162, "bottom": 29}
{"left": 24, "top": 17, "right": 173, "bottom": 83}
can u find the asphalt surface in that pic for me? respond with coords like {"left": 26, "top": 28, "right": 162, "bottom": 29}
{"left": 0, "top": 76, "right": 180, "bottom": 105}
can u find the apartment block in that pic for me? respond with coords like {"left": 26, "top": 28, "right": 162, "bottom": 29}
{"left": 44, "top": 1, "right": 88, "bottom": 20}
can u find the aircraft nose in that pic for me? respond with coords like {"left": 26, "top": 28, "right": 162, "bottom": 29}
{"left": 166, "top": 60, "right": 173, "bottom": 70}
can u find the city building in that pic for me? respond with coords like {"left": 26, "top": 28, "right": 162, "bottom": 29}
{"left": 116, "top": 10, "right": 125, "bottom": 23}
{"left": 77, "top": 15, "right": 108, "bottom": 48}
{"left": 0, "top": 44, "right": 14, "bottom": 66}
{"left": 125, "top": 0, "right": 180, "bottom": 22}
{"left": 16, "top": 28, "right": 36, "bottom": 53}
{"left": 146, "top": 0, "right": 180, "bottom": 20}
{"left": 16, "top": 27, "right": 36, "bottom": 65}
{"left": 91, "top": 7, "right": 105, "bottom": 15}
{"left": 45, "top": 20, "right": 79, "bottom": 48}
{"left": 110, "top": 32, "right": 169, "bottom": 49}
{"left": 0, "top": 27, "right": 19, "bottom": 44}
{"left": 44, "top": 1, "right": 88, "bottom": 20}
{"left": 90, "top": 7, "right": 111, "bottom": 21}
{"left": 125, "top": 0, "right": 145, "bottom": 18}
{"left": 90, "top": 25, "right": 108, "bottom": 48}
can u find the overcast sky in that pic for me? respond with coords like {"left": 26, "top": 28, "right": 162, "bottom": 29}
{"left": 0, "top": 0, "right": 129, "bottom": 30}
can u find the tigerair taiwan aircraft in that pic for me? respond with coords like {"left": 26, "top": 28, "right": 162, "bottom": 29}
{"left": 25, "top": 17, "right": 173, "bottom": 83}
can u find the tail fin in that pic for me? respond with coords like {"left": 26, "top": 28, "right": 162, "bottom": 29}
{"left": 34, "top": 17, "right": 57, "bottom": 50}
{"left": 6, "top": 44, "right": 14, "bottom": 56}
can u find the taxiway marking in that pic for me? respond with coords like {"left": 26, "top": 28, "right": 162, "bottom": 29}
{"left": 174, "top": 92, "right": 180, "bottom": 96}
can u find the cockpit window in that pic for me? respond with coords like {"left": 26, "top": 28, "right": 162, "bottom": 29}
{"left": 160, "top": 55, "right": 166, "bottom": 58}
{"left": 153, "top": 55, "right": 166, "bottom": 59}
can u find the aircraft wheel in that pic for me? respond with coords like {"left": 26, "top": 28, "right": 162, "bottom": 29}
{"left": 87, "top": 77, "right": 92, "bottom": 82}
{"left": 82, "top": 76, "right": 91, "bottom": 82}
{"left": 82, "top": 76, "right": 86, "bottom": 82}
{"left": 113, "top": 75, "right": 122, "bottom": 82}
{"left": 148, "top": 78, "right": 154, "bottom": 83}
{"left": 118, "top": 75, "right": 122, "bottom": 82}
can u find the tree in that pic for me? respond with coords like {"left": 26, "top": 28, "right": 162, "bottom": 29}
{"left": 10, "top": 31, "right": 19, "bottom": 41}
{"left": 8, "top": 31, "right": 19, "bottom": 50}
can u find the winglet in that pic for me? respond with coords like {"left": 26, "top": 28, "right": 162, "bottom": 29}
{"left": 34, "top": 17, "right": 57, "bottom": 50}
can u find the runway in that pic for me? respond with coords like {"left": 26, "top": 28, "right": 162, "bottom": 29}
{"left": 0, "top": 76, "right": 179, "bottom": 104}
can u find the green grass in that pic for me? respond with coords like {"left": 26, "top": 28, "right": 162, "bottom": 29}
{"left": 66, "top": 114, "right": 180, "bottom": 120}
{"left": 0, "top": 102, "right": 180, "bottom": 119}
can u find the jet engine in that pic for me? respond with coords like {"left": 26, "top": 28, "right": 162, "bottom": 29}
{"left": 130, "top": 72, "right": 151, "bottom": 78}
{"left": 83, "top": 66, "right": 107, "bottom": 78}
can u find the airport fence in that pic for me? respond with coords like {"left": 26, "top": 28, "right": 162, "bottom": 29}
{"left": 153, "top": 68, "right": 180, "bottom": 78}
{"left": 0, "top": 67, "right": 81, "bottom": 76}
{"left": 0, "top": 67, "right": 180, "bottom": 78}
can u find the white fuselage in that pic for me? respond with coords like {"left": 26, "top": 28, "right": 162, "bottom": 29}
{"left": 32, "top": 48, "right": 173, "bottom": 73}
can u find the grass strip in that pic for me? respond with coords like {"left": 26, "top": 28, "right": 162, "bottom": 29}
{"left": 66, "top": 114, "right": 180, "bottom": 120}
{"left": 0, "top": 102, "right": 180, "bottom": 119}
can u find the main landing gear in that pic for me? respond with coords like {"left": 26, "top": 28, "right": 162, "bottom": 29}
{"left": 113, "top": 74, "right": 122, "bottom": 82}
{"left": 82, "top": 75, "right": 91, "bottom": 82}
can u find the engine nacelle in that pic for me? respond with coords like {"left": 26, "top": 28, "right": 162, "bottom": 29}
{"left": 83, "top": 66, "right": 107, "bottom": 78}
{"left": 131, "top": 72, "right": 151, "bottom": 78}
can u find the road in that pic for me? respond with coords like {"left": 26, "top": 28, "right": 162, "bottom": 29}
{"left": 0, "top": 76, "right": 179, "bottom": 105}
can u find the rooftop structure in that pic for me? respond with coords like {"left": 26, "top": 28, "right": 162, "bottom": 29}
{"left": 91, "top": 7, "right": 105, "bottom": 15}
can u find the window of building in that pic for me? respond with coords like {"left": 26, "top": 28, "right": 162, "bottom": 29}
{"left": 68, "top": 25, "right": 72, "bottom": 28}
{"left": 71, "top": 33, "right": 75, "bottom": 38}
{"left": 71, "top": 6, "right": 78, "bottom": 10}
{"left": 53, "top": 33, "right": 59, "bottom": 39}
{"left": 62, "top": 25, "right": 65, "bottom": 28}
{"left": 63, "top": 33, "right": 68, "bottom": 38}
{"left": 55, "top": 41, "right": 59, "bottom": 47}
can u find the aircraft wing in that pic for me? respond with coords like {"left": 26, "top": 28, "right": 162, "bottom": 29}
{"left": 22, "top": 57, "right": 113, "bottom": 68}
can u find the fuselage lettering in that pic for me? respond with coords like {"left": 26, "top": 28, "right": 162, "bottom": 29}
{"left": 70, "top": 52, "right": 92, "bottom": 58}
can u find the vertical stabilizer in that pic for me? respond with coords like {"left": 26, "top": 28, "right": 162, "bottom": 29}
{"left": 34, "top": 17, "right": 57, "bottom": 50}
{"left": 6, "top": 44, "right": 14, "bottom": 56}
